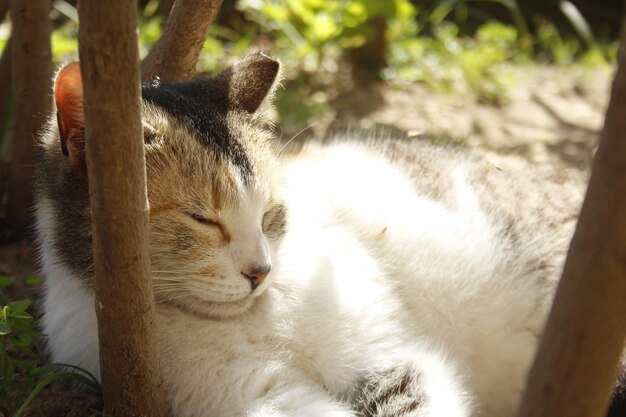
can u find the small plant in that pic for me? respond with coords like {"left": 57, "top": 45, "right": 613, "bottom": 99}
{"left": 237, "top": 0, "right": 416, "bottom": 61}
{"left": 0, "top": 299, "right": 45, "bottom": 414}
{"left": 0, "top": 293, "right": 102, "bottom": 416}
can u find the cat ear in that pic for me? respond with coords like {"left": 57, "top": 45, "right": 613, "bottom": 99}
{"left": 54, "top": 61, "right": 85, "bottom": 171}
{"left": 218, "top": 52, "right": 281, "bottom": 114}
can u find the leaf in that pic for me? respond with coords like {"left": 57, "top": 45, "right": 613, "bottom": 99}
{"left": 30, "top": 366, "right": 52, "bottom": 378}
{"left": 429, "top": 0, "right": 457, "bottom": 25}
{"left": 12, "top": 332, "right": 33, "bottom": 348}
{"left": 0, "top": 321, "right": 11, "bottom": 335}
{"left": 262, "top": 4, "right": 290, "bottom": 21}
{"left": 10, "top": 300, "right": 32, "bottom": 316}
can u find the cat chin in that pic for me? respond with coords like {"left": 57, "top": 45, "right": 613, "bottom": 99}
{"left": 161, "top": 295, "right": 255, "bottom": 319}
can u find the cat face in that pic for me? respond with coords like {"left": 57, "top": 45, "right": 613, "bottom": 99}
{"left": 141, "top": 105, "right": 286, "bottom": 318}
{"left": 43, "top": 53, "right": 286, "bottom": 319}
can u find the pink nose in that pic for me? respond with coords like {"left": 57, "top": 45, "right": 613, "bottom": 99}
{"left": 242, "top": 264, "right": 271, "bottom": 290}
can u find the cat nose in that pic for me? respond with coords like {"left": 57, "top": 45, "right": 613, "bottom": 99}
{"left": 242, "top": 264, "right": 271, "bottom": 290}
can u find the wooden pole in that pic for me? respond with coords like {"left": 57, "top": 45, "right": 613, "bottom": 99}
{"left": 76, "top": 1, "right": 166, "bottom": 416}
{"left": 5, "top": 0, "right": 52, "bottom": 239}
{"left": 515, "top": 17, "right": 626, "bottom": 417}
{"left": 0, "top": 0, "right": 8, "bottom": 22}
{"left": 141, "top": 0, "right": 223, "bottom": 82}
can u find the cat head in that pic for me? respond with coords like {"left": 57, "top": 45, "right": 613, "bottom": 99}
{"left": 40, "top": 52, "right": 287, "bottom": 319}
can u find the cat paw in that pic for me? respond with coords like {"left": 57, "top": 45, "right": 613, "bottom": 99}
{"left": 353, "top": 362, "right": 470, "bottom": 417}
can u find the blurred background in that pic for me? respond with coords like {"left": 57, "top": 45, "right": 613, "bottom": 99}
{"left": 0, "top": 0, "right": 621, "bottom": 166}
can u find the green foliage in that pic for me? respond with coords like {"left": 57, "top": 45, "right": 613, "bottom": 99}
{"left": 0, "top": 299, "right": 44, "bottom": 414}
{"left": 0, "top": 294, "right": 102, "bottom": 416}
{"left": 534, "top": 16, "right": 615, "bottom": 67}
{"left": 239, "top": 0, "right": 416, "bottom": 49}
{"left": 38, "top": 0, "right": 617, "bottom": 107}
{"left": 425, "top": 0, "right": 530, "bottom": 43}
{"left": 236, "top": 0, "right": 416, "bottom": 71}
{"left": 387, "top": 20, "right": 520, "bottom": 101}
{"left": 231, "top": 0, "right": 615, "bottom": 104}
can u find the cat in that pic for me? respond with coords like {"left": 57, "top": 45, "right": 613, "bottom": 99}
{"left": 35, "top": 52, "right": 624, "bottom": 417}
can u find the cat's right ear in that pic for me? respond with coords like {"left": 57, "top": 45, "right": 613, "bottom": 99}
{"left": 54, "top": 62, "right": 85, "bottom": 172}
{"left": 217, "top": 52, "right": 281, "bottom": 114}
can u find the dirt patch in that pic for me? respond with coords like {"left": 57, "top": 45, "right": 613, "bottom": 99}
{"left": 316, "top": 64, "right": 612, "bottom": 172}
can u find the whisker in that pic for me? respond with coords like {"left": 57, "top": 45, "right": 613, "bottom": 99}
{"left": 158, "top": 293, "right": 196, "bottom": 303}
{"left": 153, "top": 275, "right": 192, "bottom": 280}
{"left": 153, "top": 283, "right": 187, "bottom": 289}
{"left": 276, "top": 125, "right": 285, "bottom": 144}
{"left": 154, "top": 277, "right": 237, "bottom": 291}
{"left": 153, "top": 276, "right": 215, "bottom": 284}
{"left": 154, "top": 289, "right": 185, "bottom": 295}
{"left": 153, "top": 281, "right": 187, "bottom": 287}
{"left": 153, "top": 273, "right": 226, "bottom": 279}
{"left": 278, "top": 121, "right": 322, "bottom": 155}
{"left": 153, "top": 280, "right": 188, "bottom": 285}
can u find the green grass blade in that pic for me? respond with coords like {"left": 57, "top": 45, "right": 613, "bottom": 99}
{"left": 13, "top": 372, "right": 101, "bottom": 417}
{"left": 47, "top": 362, "right": 102, "bottom": 393}
{"left": 559, "top": 0, "right": 594, "bottom": 47}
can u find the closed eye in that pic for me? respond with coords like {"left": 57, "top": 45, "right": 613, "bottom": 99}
{"left": 187, "top": 212, "right": 220, "bottom": 227}
{"left": 183, "top": 211, "right": 230, "bottom": 242}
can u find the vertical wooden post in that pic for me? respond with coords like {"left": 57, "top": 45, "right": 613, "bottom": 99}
{"left": 5, "top": 0, "right": 52, "bottom": 238}
{"left": 76, "top": 1, "right": 166, "bottom": 416}
{"left": 516, "top": 16, "right": 626, "bottom": 417}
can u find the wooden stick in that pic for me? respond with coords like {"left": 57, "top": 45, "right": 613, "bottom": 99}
{"left": 141, "top": 0, "right": 223, "bottom": 82}
{"left": 77, "top": 1, "right": 166, "bottom": 416}
{"left": 5, "top": 0, "right": 52, "bottom": 239}
{"left": 515, "top": 19, "right": 626, "bottom": 417}
{"left": 0, "top": 0, "right": 9, "bottom": 21}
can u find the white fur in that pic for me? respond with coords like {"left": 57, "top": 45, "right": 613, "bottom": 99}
{"left": 38, "top": 142, "right": 559, "bottom": 417}
{"left": 36, "top": 198, "right": 101, "bottom": 379}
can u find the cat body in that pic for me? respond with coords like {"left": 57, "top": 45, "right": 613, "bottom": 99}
{"left": 36, "top": 54, "right": 589, "bottom": 417}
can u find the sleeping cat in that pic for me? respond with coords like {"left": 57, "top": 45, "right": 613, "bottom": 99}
{"left": 35, "top": 52, "right": 622, "bottom": 417}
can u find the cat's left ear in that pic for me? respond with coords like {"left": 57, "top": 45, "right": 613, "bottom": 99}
{"left": 217, "top": 52, "right": 281, "bottom": 114}
{"left": 54, "top": 61, "right": 85, "bottom": 172}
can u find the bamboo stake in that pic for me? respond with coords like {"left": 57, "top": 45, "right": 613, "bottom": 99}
{"left": 76, "top": 1, "right": 166, "bottom": 416}
{"left": 5, "top": 0, "right": 52, "bottom": 238}
{"left": 516, "top": 18, "right": 626, "bottom": 417}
